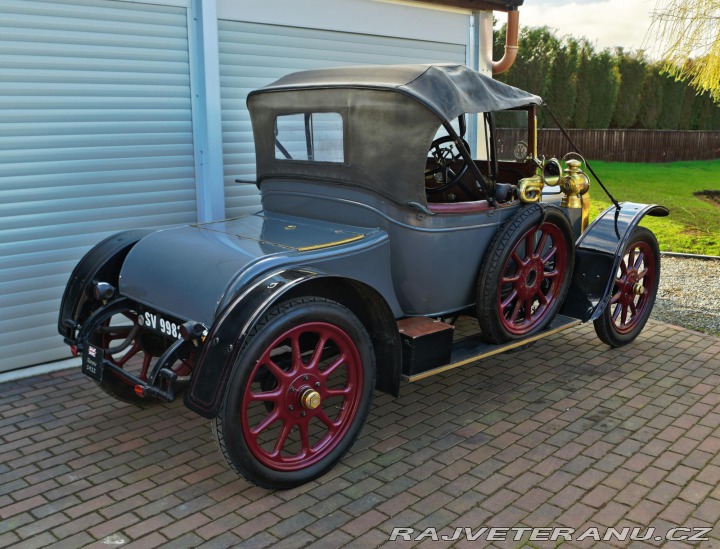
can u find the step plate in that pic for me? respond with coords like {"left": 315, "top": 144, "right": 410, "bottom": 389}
{"left": 402, "top": 315, "right": 581, "bottom": 382}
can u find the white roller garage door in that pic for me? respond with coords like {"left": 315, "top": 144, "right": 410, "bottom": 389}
{"left": 0, "top": 0, "right": 196, "bottom": 371}
{"left": 219, "top": 21, "right": 467, "bottom": 217}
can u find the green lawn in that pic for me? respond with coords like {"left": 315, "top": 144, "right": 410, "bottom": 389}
{"left": 585, "top": 159, "right": 720, "bottom": 255}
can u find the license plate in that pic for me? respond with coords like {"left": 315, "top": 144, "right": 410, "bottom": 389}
{"left": 138, "top": 310, "right": 183, "bottom": 340}
{"left": 82, "top": 344, "right": 104, "bottom": 381}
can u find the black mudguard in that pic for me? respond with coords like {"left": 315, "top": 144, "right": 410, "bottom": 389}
{"left": 184, "top": 268, "right": 320, "bottom": 418}
{"left": 560, "top": 202, "right": 669, "bottom": 322}
{"left": 58, "top": 229, "right": 152, "bottom": 341}
{"left": 184, "top": 268, "right": 403, "bottom": 419}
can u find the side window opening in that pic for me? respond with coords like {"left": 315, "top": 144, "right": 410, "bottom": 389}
{"left": 274, "top": 112, "right": 344, "bottom": 163}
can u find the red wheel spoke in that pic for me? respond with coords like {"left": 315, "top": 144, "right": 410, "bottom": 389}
{"left": 620, "top": 304, "right": 629, "bottom": 325}
{"left": 265, "top": 359, "right": 290, "bottom": 382}
{"left": 298, "top": 421, "right": 311, "bottom": 455}
{"left": 138, "top": 352, "right": 152, "bottom": 380}
{"left": 637, "top": 268, "right": 648, "bottom": 280}
{"left": 629, "top": 300, "right": 637, "bottom": 316}
{"left": 634, "top": 251, "right": 644, "bottom": 270}
{"left": 317, "top": 409, "right": 341, "bottom": 431}
{"left": 544, "top": 268, "right": 559, "bottom": 278}
{"left": 619, "top": 260, "right": 627, "bottom": 276}
{"left": 524, "top": 298, "right": 534, "bottom": 320}
{"left": 117, "top": 341, "right": 140, "bottom": 368}
{"left": 510, "top": 299, "right": 522, "bottom": 322}
{"left": 502, "top": 274, "right": 521, "bottom": 283}
{"left": 525, "top": 234, "right": 535, "bottom": 259}
{"left": 628, "top": 249, "right": 636, "bottom": 268}
{"left": 250, "top": 411, "right": 279, "bottom": 437}
{"left": 319, "top": 354, "right": 345, "bottom": 379}
{"left": 271, "top": 421, "right": 293, "bottom": 457}
{"left": 324, "top": 386, "right": 352, "bottom": 398}
{"left": 542, "top": 246, "right": 557, "bottom": 263}
{"left": 511, "top": 250, "right": 526, "bottom": 267}
{"left": 535, "top": 233, "right": 549, "bottom": 258}
{"left": 290, "top": 334, "right": 302, "bottom": 371}
{"left": 501, "top": 289, "right": 518, "bottom": 309}
{"left": 307, "top": 336, "right": 328, "bottom": 369}
{"left": 536, "top": 291, "right": 548, "bottom": 306}
{"left": 248, "top": 389, "right": 283, "bottom": 402}
{"left": 610, "top": 291, "right": 622, "bottom": 305}
{"left": 612, "top": 303, "right": 622, "bottom": 321}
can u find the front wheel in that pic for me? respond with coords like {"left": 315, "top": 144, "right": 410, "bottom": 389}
{"left": 594, "top": 227, "right": 660, "bottom": 347}
{"left": 212, "top": 297, "right": 375, "bottom": 489}
{"left": 477, "top": 204, "right": 575, "bottom": 344}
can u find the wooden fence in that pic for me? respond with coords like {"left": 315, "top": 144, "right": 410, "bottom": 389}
{"left": 496, "top": 129, "right": 720, "bottom": 163}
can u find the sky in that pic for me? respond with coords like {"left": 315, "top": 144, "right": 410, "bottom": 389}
{"left": 515, "top": 0, "right": 660, "bottom": 53}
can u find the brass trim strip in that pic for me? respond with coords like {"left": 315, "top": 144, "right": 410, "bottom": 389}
{"left": 403, "top": 319, "right": 582, "bottom": 383}
{"left": 297, "top": 234, "right": 365, "bottom": 252}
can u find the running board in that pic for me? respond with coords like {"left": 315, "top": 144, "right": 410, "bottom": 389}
{"left": 402, "top": 315, "right": 581, "bottom": 382}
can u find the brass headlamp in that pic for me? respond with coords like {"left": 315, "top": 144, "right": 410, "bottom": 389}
{"left": 559, "top": 159, "right": 590, "bottom": 209}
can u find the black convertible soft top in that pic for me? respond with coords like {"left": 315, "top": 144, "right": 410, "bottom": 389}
{"left": 247, "top": 64, "right": 542, "bottom": 206}
{"left": 249, "top": 64, "right": 542, "bottom": 121}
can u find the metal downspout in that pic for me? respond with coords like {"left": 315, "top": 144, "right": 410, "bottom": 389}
{"left": 492, "top": 9, "right": 519, "bottom": 75}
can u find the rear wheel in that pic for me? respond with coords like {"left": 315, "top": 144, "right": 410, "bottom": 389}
{"left": 212, "top": 297, "right": 375, "bottom": 489}
{"left": 477, "top": 204, "right": 575, "bottom": 344}
{"left": 594, "top": 227, "right": 660, "bottom": 347}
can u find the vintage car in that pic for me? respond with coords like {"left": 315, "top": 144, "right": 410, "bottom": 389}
{"left": 58, "top": 64, "right": 667, "bottom": 489}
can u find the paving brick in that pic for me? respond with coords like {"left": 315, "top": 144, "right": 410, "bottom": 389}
{"left": 197, "top": 512, "right": 244, "bottom": 540}
{"left": 0, "top": 495, "right": 47, "bottom": 519}
{"left": 0, "top": 322, "right": 719, "bottom": 547}
{"left": 88, "top": 512, "right": 140, "bottom": 539}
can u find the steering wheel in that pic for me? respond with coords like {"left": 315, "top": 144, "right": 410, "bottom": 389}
{"left": 425, "top": 136, "right": 471, "bottom": 195}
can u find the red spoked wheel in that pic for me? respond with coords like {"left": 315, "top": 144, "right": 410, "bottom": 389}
{"left": 497, "top": 222, "right": 569, "bottom": 336}
{"left": 90, "top": 308, "right": 195, "bottom": 404}
{"left": 213, "top": 298, "right": 375, "bottom": 489}
{"left": 594, "top": 227, "right": 660, "bottom": 347}
{"left": 477, "top": 204, "right": 575, "bottom": 344}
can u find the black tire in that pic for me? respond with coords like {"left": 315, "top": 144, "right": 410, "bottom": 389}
{"left": 212, "top": 297, "right": 375, "bottom": 490}
{"left": 477, "top": 204, "right": 575, "bottom": 344}
{"left": 594, "top": 227, "right": 660, "bottom": 347}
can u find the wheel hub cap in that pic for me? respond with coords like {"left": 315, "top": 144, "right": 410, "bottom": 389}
{"left": 300, "top": 388, "right": 321, "bottom": 410}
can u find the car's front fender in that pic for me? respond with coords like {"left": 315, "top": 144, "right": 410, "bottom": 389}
{"left": 560, "top": 202, "right": 669, "bottom": 322}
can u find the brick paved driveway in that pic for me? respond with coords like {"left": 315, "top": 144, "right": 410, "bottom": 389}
{"left": 0, "top": 320, "right": 718, "bottom": 548}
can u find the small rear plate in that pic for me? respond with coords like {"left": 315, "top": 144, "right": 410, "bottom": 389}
{"left": 82, "top": 344, "right": 104, "bottom": 381}
{"left": 138, "top": 309, "right": 183, "bottom": 340}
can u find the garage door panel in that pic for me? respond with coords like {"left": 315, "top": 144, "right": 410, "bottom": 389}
{"left": 0, "top": 0, "right": 195, "bottom": 372}
{"left": 219, "top": 19, "right": 466, "bottom": 218}
{"left": 0, "top": 68, "right": 190, "bottom": 86}
{"left": 2, "top": 121, "right": 192, "bottom": 138}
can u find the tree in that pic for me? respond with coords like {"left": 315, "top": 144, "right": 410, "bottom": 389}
{"left": 543, "top": 37, "right": 580, "bottom": 128}
{"left": 657, "top": 72, "right": 686, "bottom": 129}
{"left": 636, "top": 66, "right": 665, "bottom": 129}
{"left": 611, "top": 49, "right": 648, "bottom": 128}
{"left": 585, "top": 50, "right": 621, "bottom": 128}
{"left": 572, "top": 41, "right": 594, "bottom": 128}
{"left": 502, "top": 26, "right": 560, "bottom": 98}
{"left": 650, "top": 0, "right": 720, "bottom": 102}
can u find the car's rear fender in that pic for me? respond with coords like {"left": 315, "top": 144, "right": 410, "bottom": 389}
{"left": 58, "top": 229, "right": 152, "bottom": 342}
{"left": 184, "top": 269, "right": 401, "bottom": 419}
{"left": 560, "top": 202, "right": 669, "bottom": 322}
